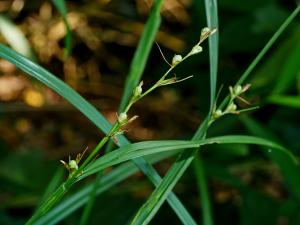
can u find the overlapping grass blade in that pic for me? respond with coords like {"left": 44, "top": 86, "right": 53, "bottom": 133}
{"left": 0, "top": 44, "right": 192, "bottom": 224}
{"left": 51, "top": 0, "right": 72, "bottom": 55}
{"left": 128, "top": 0, "right": 219, "bottom": 223}
{"left": 0, "top": 44, "right": 111, "bottom": 133}
{"left": 193, "top": 0, "right": 219, "bottom": 224}
{"left": 128, "top": 5, "right": 300, "bottom": 225}
{"left": 81, "top": 135, "right": 296, "bottom": 178}
{"left": 35, "top": 134, "right": 294, "bottom": 225}
{"left": 128, "top": 136, "right": 296, "bottom": 225}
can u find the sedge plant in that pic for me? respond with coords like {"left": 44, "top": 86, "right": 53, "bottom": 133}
{"left": 24, "top": 27, "right": 218, "bottom": 224}
{"left": 0, "top": 3, "right": 299, "bottom": 225}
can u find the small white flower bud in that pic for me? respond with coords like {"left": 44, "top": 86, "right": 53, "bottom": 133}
{"left": 69, "top": 160, "right": 78, "bottom": 170}
{"left": 213, "top": 109, "right": 223, "bottom": 119}
{"left": 172, "top": 54, "right": 182, "bottom": 66}
{"left": 226, "top": 103, "right": 237, "bottom": 113}
{"left": 190, "top": 45, "right": 203, "bottom": 55}
{"left": 201, "top": 27, "right": 211, "bottom": 37}
{"left": 134, "top": 81, "right": 143, "bottom": 96}
{"left": 200, "top": 27, "right": 217, "bottom": 41}
{"left": 118, "top": 112, "right": 128, "bottom": 124}
{"left": 233, "top": 85, "right": 242, "bottom": 96}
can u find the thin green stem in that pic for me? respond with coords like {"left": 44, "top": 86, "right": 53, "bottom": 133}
{"left": 218, "top": 5, "right": 300, "bottom": 110}
{"left": 123, "top": 47, "right": 204, "bottom": 114}
{"left": 79, "top": 123, "right": 120, "bottom": 170}
{"left": 237, "top": 5, "right": 300, "bottom": 86}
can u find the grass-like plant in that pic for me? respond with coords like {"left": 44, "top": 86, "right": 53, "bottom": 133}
{"left": 0, "top": 1, "right": 300, "bottom": 225}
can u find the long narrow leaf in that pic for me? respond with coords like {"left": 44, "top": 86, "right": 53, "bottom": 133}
{"left": 195, "top": 0, "right": 219, "bottom": 224}
{"left": 0, "top": 44, "right": 193, "bottom": 224}
{"left": 205, "top": 0, "right": 219, "bottom": 109}
{"left": 119, "top": 0, "right": 164, "bottom": 111}
{"left": 81, "top": 135, "right": 296, "bottom": 181}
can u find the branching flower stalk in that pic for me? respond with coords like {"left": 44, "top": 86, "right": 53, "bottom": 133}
{"left": 26, "top": 27, "right": 217, "bottom": 225}
{"left": 210, "top": 84, "right": 257, "bottom": 124}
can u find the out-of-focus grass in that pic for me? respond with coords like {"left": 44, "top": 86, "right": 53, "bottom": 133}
{"left": 0, "top": 1, "right": 300, "bottom": 225}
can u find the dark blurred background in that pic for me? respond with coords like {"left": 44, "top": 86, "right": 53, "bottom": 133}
{"left": 0, "top": 0, "right": 300, "bottom": 224}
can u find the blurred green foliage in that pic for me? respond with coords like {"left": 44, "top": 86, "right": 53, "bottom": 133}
{"left": 0, "top": 0, "right": 300, "bottom": 224}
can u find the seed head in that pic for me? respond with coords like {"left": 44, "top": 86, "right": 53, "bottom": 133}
{"left": 172, "top": 54, "right": 182, "bottom": 66}
{"left": 190, "top": 45, "right": 203, "bottom": 55}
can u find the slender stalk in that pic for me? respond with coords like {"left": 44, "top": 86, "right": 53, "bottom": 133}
{"left": 79, "top": 123, "right": 120, "bottom": 170}
{"left": 218, "top": 5, "right": 300, "bottom": 110}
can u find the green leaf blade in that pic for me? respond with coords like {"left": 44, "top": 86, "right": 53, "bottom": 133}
{"left": 119, "top": 0, "right": 164, "bottom": 111}
{"left": 81, "top": 135, "right": 296, "bottom": 181}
